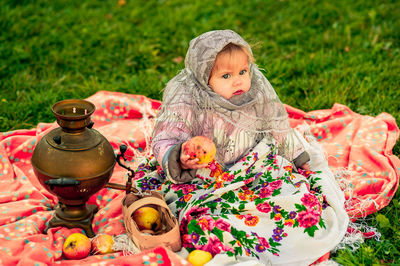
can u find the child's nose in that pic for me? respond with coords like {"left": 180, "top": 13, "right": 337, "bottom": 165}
{"left": 233, "top": 77, "right": 242, "bottom": 86}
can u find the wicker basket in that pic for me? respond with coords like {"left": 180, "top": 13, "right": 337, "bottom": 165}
{"left": 122, "top": 191, "right": 182, "bottom": 252}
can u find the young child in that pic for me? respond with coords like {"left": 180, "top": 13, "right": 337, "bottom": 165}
{"left": 140, "top": 30, "right": 348, "bottom": 265}
{"left": 152, "top": 29, "right": 310, "bottom": 183}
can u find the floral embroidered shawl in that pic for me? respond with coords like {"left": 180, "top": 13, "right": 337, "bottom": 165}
{"left": 135, "top": 131, "right": 349, "bottom": 265}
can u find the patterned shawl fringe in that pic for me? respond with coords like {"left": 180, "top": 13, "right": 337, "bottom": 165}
{"left": 332, "top": 168, "right": 381, "bottom": 252}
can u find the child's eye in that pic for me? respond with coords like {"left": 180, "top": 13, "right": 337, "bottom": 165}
{"left": 239, "top": 70, "right": 247, "bottom": 75}
{"left": 222, "top": 74, "right": 230, "bottom": 79}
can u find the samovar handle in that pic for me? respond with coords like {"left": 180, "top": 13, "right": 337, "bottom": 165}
{"left": 45, "top": 177, "right": 81, "bottom": 191}
{"left": 87, "top": 121, "right": 94, "bottom": 129}
{"left": 105, "top": 144, "right": 138, "bottom": 193}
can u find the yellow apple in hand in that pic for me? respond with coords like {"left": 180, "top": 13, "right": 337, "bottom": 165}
{"left": 187, "top": 249, "right": 213, "bottom": 266}
{"left": 91, "top": 234, "right": 115, "bottom": 255}
{"left": 63, "top": 233, "right": 91, "bottom": 259}
{"left": 132, "top": 206, "right": 161, "bottom": 231}
{"left": 184, "top": 136, "right": 216, "bottom": 164}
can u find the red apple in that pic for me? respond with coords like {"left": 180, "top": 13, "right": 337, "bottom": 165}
{"left": 184, "top": 136, "right": 216, "bottom": 164}
{"left": 91, "top": 234, "right": 115, "bottom": 255}
{"left": 63, "top": 233, "right": 91, "bottom": 259}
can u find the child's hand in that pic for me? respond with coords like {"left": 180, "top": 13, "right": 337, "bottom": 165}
{"left": 299, "top": 162, "right": 310, "bottom": 171}
{"left": 180, "top": 142, "right": 209, "bottom": 170}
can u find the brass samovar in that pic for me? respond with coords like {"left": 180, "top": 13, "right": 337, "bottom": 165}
{"left": 31, "top": 99, "right": 134, "bottom": 237}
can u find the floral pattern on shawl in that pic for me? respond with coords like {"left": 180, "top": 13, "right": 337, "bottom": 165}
{"left": 132, "top": 138, "right": 345, "bottom": 265}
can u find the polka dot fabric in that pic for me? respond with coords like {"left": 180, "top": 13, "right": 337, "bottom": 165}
{"left": 0, "top": 91, "right": 398, "bottom": 264}
{"left": 286, "top": 103, "right": 400, "bottom": 220}
{"left": 0, "top": 91, "right": 186, "bottom": 265}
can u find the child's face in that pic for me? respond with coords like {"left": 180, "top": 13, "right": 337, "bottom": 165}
{"left": 208, "top": 49, "right": 251, "bottom": 100}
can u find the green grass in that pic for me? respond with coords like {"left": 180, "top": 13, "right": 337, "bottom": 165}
{"left": 1, "top": 0, "right": 399, "bottom": 264}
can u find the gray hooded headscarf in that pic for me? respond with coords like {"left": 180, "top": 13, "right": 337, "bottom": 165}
{"left": 152, "top": 30, "right": 305, "bottom": 167}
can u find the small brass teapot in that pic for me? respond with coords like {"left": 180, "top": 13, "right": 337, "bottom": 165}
{"left": 31, "top": 99, "right": 134, "bottom": 237}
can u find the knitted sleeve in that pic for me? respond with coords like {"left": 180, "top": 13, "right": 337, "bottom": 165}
{"left": 151, "top": 103, "right": 194, "bottom": 168}
{"left": 161, "top": 144, "right": 197, "bottom": 184}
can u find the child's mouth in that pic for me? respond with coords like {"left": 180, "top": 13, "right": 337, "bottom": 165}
{"left": 233, "top": 90, "right": 244, "bottom": 95}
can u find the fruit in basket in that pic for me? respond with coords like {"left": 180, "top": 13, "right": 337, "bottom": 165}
{"left": 183, "top": 136, "right": 216, "bottom": 164}
{"left": 133, "top": 206, "right": 161, "bottom": 231}
{"left": 63, "top": 233, "right": 91, "bottom": 259}
{"left": 91, "top": 234, "right": 115, "bottom": 255}
{"left": 187, "top": 249, "right": 213, "bottom": 266}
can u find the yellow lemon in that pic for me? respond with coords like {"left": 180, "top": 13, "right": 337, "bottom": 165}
{"left": 187, "top": 249, "right": 213, "bottom": 266}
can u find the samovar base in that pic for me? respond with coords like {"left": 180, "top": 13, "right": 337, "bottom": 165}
{"left": 44, "top": 203, "right": 98, "bottom": 238}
